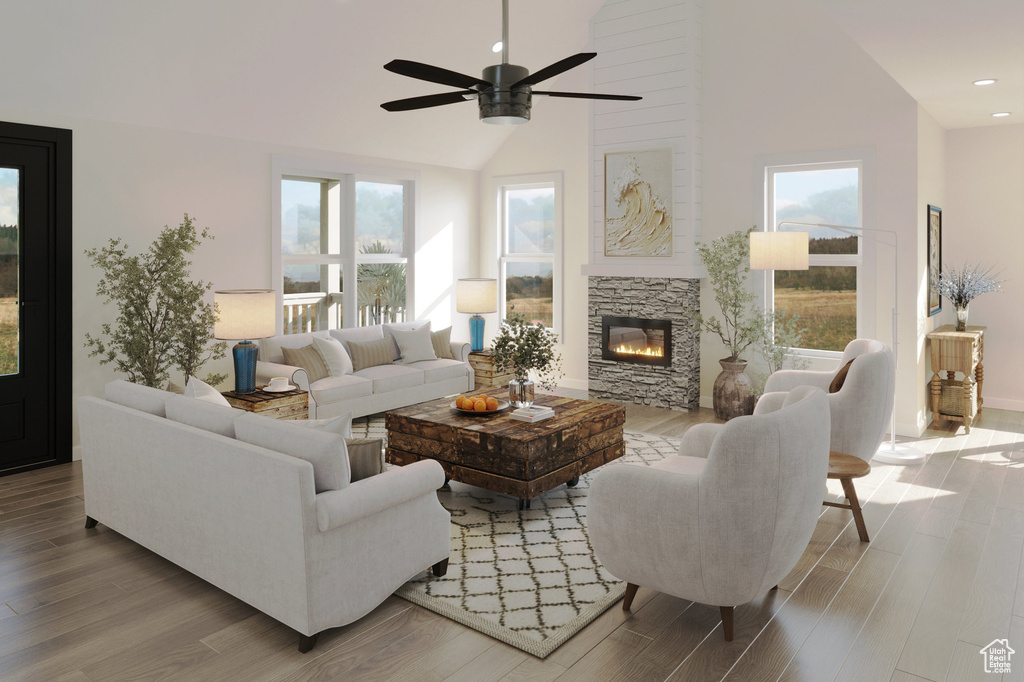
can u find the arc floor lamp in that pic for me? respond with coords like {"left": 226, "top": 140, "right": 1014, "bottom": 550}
{"left": 753, "top": 222, "right": 926, "bottom": 465}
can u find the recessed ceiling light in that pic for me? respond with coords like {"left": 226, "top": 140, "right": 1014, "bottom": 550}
{"left": 992, "top": 112, "right": 1011, "bottom": 117}
{"left": 973, "top": 79, "right": 997, "bottom": 86}
{"left": 491, "top": 41, "right": 503, "bottom": 53}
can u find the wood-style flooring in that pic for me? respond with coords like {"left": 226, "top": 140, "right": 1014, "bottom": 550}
{"left": 0, "top": 400, "right": 1021, "bottom": 681}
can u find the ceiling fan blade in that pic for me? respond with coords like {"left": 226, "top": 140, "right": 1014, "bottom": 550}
{"left": 532, "top": 90, "right": 643, "bottom": 101}
{"left": 512, "top": 53, "right": 597, "bottom": 88}
{"left": 381, "top": 91, "right": 478, "bottom": 112}
{"left": 384, "top": 60, "right": 491, "bottom": 90}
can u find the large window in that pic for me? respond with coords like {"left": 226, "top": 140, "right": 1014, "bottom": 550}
{"left": 497, "top": 174, "right": 562, "bottom": 333}
{"left": 276, "top": 162, "right": 413, "bottom": 333}
{"left": 766, "top": 161, "right": 861, "bottom": 353}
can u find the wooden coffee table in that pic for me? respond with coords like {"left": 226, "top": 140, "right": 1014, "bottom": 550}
{"left": 385, "top": 393, "right": 625, "bottom": 509}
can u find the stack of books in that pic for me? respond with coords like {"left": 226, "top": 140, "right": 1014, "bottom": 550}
{"left": 510, "top": 405, "right": 555, "bottom": 423}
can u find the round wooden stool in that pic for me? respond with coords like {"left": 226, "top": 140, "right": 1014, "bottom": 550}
{"left": 825, "top": 450, "right": 871, "bottom": 542}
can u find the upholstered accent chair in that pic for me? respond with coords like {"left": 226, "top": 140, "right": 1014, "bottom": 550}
{"left": 589, "top": 386, "right": 831, "bottom": 641}
{"left": 755, "top": 338, "right": 895, "bottom": 463}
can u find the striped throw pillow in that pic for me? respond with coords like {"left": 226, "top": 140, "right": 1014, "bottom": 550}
{"left": 431, "top": 326, "right": 455, "bottom": 359}
{"left": 347, "top": 337, "right": 395, "bottom": 372}
{"left": 282, "top": 345, "right": 330, "bottom": 383}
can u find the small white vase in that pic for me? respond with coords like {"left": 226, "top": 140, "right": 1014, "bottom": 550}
{"left": 508, "top": 378, "right": 535, "bottom": 408}
{"left": 955, "top": 304, "right": 969, "bottom": 332}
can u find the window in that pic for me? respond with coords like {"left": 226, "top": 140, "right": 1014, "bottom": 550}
{"left": 275, "top": 159, "right": 414, "bottom": 334}
{"left": 765, "top": 161, "right": 862, "bottom": 353}
{"left": 497, "top": 174, "right": 562, "bottom": 333}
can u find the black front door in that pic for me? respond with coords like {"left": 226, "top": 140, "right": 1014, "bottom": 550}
{"left": 0, "top": 122, "right": 71, "bottom": 474}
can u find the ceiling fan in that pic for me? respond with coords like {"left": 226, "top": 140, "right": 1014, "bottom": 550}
{"left": 380, "top": 0, "right": 641, "bottom": 124}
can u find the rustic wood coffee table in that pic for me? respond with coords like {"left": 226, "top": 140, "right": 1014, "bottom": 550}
{"left": 385, "top": 393, "right": 626, "bottom": 509}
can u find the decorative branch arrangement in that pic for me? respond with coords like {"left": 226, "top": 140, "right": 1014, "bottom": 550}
{"left": 932, "top": 263, "right": 1004, "bottom": 309}
{"left": 692, "top": 227, "right": 762, "bottom": 362}
{"left": 490, "top": 309, "right": 563, "bottom": 389}
{"left": 84, "top": 214, "right": 226, "bottom": 388}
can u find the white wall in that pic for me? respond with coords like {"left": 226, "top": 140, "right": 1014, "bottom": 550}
{"left": 917, "top": 107, "right": 946, "bottom": 419}
{"left": 476, "top": 67, "right": 592, "bottom": 390}
{"left": 943, "top": 124, "right": 1024, "bottom": 410}
{"left": 702, "top": 0, "right": 924, "bottom": 434}
{"left": 0, "top": 107, "right": 478, "bottom": 451}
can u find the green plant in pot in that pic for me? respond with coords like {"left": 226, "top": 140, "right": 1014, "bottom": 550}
{"left": 490, "top": 309, "right": 563, "bottom": 407}
{"left": 84, "top": 214, "right": 227, "bottom": 388}
{"left": 694, "top": 227, "right": 784, "bottom": 420}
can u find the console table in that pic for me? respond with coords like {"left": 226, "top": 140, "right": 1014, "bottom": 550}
{"left": 221, "top": 387, "right": 308, "bottom": 420}
{"left": 926, "top": 325, "right": 985, "bottom": 433}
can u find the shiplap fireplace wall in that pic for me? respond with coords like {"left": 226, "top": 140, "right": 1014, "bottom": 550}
{"left": 584, "top": 0, "right": 704, "bottom": 410}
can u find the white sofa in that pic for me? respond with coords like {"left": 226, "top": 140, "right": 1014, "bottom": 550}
{"left": 79, "top": 380, "right": 451, "bottom": 652}
{"left": 257, "top": 322, "right": 475, "bottom": 419}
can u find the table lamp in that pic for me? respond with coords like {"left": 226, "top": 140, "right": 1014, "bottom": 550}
{"left": 456, "top": 278, "right": 497, "bottom": 352}
{"left": 214, "top": 289, "right": 277, "bottom": 394}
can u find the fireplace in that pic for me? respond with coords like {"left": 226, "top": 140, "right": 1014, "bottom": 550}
{"left": 601, "top": 316, "right": 672, "bottom": 367}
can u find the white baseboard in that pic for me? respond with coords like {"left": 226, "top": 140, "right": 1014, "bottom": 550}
{"left": 72, "top": 445, "right": 82, "bottom": 462}
{"left": 558, "top": 378, "right": 589, "bottom": 392}
{"left": 699, "top": 396, "right": 714, "bottom": 409}
{"left": 984, "top": 397, "right": 1024, "bottom": 412}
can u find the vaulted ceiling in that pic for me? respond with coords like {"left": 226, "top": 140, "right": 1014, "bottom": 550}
{"left": 2, "top": 0, "right": 1020, "bottom": 172}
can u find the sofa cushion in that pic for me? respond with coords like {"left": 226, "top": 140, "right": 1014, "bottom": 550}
{"left": 290, "top": 413, "right": 383, "bottom": 482}
{"left": 259, "top": 330, "right": 331, "bottom": 365}
{"left": 384, "top": 321, "right": 429, "bottom": 360}
{"left": 330, "top": 325, "right": 384, "bottom": 356}
{"left": 430, "top": 326, "right": 455, "bottom": 360}
{"left": 309, "top": 374, "right": 373, "bottom": 405}
{"left": 235, "top": 413, "right": 350, "bottom": 493}
{"left": 347, "top": 337, "right": 395, "bottom": 372}
{"left": 393, "top": 324, "right": 437, "bottom": 364}
{"left": 312, "top": 336, "right": 353, "bottom": 376}
{"left": 354, "top": 364, "right": 425, "bottom": 393}
{"left": 185, "top": 376, "right": 232, "bottom": 407}
{"left": 105, "top": 380, "right": 173, "bottom": 417}
{"left": 282, "top": 345, "right": 330, "bottom": 383}
{"left": 406, "top": 358, "right": 468, "bottom": 384}
{"left": 296, "top": 412, "right": 354, "bottom": 438}
{"left": 164, "top": 395, "right": 245, "bottom": 439}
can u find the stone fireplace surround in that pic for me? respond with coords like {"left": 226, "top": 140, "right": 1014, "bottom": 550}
{"left": 588, "top": 277, "right": 701, "bottom": 411}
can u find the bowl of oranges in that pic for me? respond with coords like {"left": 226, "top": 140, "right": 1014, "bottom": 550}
{"left": 451, "top": 394, "right": 510, "bottom": 414}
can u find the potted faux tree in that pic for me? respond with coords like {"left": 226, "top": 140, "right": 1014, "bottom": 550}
{"left": 490, "top": 310, "right": 563, "bottom": 407}
{"left": 694, "top": 227, "right": 763, "bottom": 420}
{"left": 84, "top": 214, "right": 227, "bottom": 388}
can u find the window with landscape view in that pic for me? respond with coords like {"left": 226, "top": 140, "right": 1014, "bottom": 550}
{"left": 497, "top": 175, "right": 562, "bottom": 333}
{"left": 0, "top": 168, "right": 17, "bottom": 376}
{"left": 768, "top": 162, "right": 861, "bottom": 353}
{"left": 279, "top": 173, "right": 411, "bottom": 333}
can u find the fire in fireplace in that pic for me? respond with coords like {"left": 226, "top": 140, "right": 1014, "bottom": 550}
{"left": 601, "top": 316, "right": 672, "bottom": 366}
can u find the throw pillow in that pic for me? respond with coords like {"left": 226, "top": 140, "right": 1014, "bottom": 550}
{"left": 290, "top": 413, "right": 381, "bottom": 481}
{"left": 383, "top": 321, "right": 429, "bottom": 360}
{"left": 347, "top": 337, "right": 395, "bottom": 372}
{"left": 234, "top": 414, "right": 350, "bottom": 493}
{"left": 829, "top": 358, "right": 855, "bottom": 394}
{"left": 392, "top": 324, "right": 437, "bottom": 364}
{"left": 166, "top": 380, "right": 185, "bottom": 395}
{"left": 430, "top": 326, "right": 455, "bottom": 360}
{"left": 282, "top": 344, "right": 330, "bottom": 383}
{"left": 294, "top": 412, "right": 354, "bottom": 439}
{"left": 312, "top": 336, "right": 353, "bottom": 376}
{"left": 185, "top": 376, "right": 231, "bottom": 408}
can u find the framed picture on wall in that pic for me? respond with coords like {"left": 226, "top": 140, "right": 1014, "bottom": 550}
{"left": 928, "top": 204, "right": 942, "bottom": 316}
{"left": 604, "top": 148, "right": 673, "bottom": 257}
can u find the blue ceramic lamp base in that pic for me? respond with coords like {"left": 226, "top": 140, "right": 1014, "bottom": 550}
{"left": 469, "top": 315, "right": 485, "bottom": 352}
{"left": 232, "top": 340, "right": 259, "bottom": 394}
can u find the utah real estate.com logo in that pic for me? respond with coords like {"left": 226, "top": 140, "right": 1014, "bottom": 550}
{"left": 980, "top": 639, "right": 1014, "bottom": 674}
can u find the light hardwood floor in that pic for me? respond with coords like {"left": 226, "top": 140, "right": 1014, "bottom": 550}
{"left": 0, "top": 401, "right": 1021, "bottom": 681}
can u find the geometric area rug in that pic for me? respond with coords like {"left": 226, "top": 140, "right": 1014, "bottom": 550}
{"left": 391, "top": 429, "right": 680, "bottom": 658}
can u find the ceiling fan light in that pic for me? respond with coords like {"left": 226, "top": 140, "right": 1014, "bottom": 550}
{"left": 482, "top": 114, "right": 529, "bottom": 125}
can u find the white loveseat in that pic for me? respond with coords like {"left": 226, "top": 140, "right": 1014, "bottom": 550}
{"left": 79, "top": 380, "right": 451, "bottom": 652}
{"left": 257, "top": 322, "right": 475, "bottom": 419}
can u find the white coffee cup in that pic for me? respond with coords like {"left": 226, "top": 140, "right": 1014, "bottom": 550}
{"left": 268, "top": 376, "right": 289, "bottom": 391}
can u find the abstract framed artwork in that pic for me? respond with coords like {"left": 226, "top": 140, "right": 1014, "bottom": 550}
{"left": 604, "top": 149, "right": 673, "bottom": 257}
{"left": 928, "top": 204, "right": 942, "bottom": 316}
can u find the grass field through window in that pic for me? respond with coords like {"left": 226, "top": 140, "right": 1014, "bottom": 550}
{"left": 774, "top": 288, "right": 856, "bottom": 352}
{"left": 0, "top": 297, "right": 16, "bottom": 375}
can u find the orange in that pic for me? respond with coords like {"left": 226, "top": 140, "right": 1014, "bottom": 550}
{"left": 455, "top": 396, "right": 466, "bottom": 409}
{"left": 485, "top": 397, "right": 498, "bottom": 411}
{"left": 478, "top": 394, "right": 488, "bottom": 402}
{"left": 473, "top": 399, "right": 487, "bottom": 412}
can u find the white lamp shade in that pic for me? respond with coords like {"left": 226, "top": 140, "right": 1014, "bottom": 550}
{"left": 213, "top": 289, "right": 277, "bottom": 340}
{"left": 750, "top": 231, "right": 809, "bottom": 270}
{"left": 456, "top": 278, "right": 498, "bottom": 314}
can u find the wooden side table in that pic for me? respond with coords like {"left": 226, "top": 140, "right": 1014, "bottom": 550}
{"left": 468, "top": 350, "right": 514, "bottom": 390}
{"left": 926, "top": 325, "right": 985, "bottom": 433}
{"left": 825, "top": 451, "right": 871, "bottom": 542}
{"left": 221, "top": 387, "right": 309, "bottom": 420}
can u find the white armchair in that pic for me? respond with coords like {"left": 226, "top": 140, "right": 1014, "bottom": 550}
{"left": 588, "top": 386, "right": 831, "bottom": 640}
{"left": 755, "top": 338, "right": 895, "bottom": 463}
